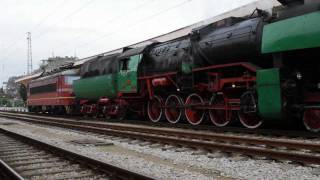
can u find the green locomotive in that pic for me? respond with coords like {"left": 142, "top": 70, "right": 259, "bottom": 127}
{"left": 69, "top": 0, "right": 320, "bottom": 131}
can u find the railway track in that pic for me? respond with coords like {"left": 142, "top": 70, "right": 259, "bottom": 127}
{"left": 0, "top": 125, "right": 151, "bottom": 179}
{"left": 1, "top": 111, "right": 320, "bottom": 166}
{"left": 4, "top": 110, "right": 319, "bottom": 139}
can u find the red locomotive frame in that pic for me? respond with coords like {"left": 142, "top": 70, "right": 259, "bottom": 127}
{"left": 117, "top": 62, "right": 259, "bottom": 127}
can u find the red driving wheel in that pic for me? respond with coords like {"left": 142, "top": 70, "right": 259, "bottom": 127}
{"left": 147, "top": 96, "right": 163, "bottom": 122}
{"left": 165, "top": 95, "right": 183, "bottom": 124}
{"left": 209, "top": 94, "right": 232, "bottom": 127}
{"left": 185, "top": 93, "right": 205, "bottom": 125}
{"left": 303, "top": 109, "right": 320, "bottom": 132}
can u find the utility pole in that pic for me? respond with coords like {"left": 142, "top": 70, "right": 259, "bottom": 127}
{"left": 27, "top": 32, "right": 33, "bottom": 74}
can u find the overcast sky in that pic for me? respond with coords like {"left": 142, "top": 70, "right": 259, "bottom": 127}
{"left": 0, "top": 0, "right": 261, "bottom": 85}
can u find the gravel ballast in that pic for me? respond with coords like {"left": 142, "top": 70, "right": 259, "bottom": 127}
{"left": 0, "top": 117, "right": 319, "bottom": 180}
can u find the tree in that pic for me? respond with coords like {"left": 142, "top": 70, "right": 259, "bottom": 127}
{"left": 5, "top": 76, "right": 21, "bottom": 98}
{"left": 19, "top": 84, "right": 27, "bottom": 102}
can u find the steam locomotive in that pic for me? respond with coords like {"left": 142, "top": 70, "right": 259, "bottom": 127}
{"left": 27, "top": 0, "right": 320, "bottom": 132}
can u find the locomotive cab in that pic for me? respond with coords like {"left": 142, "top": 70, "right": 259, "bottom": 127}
{"left": 117, "top": 46, "right": 148, "bottom": 94}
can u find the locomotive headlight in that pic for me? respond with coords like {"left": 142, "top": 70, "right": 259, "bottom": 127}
{"left": 296, "top": 72, "right": 302, "bottom": 80}
{"left": 177, "top": 88, "right": 180, "bottom": 92}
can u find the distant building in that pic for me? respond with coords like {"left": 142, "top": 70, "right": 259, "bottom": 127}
{"left": 40, "top": 56, "right": 78, "bottom": 74}
{"left": 15, "top": 56, "right": 78, "bottom": 86}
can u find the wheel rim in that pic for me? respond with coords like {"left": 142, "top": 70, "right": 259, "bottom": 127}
{"left": 238, "top": 112, "right": 263, "bottom": 129}
{"left": 165, "top": 95, "right": 183, "bottom": 124}
{"left": 65, "top": 106, "right": 72, "bottom": 115}
{"left": 238, "top": 91, "right": 263, "bottom": 129}
{"left": 147, "top": 96, "right": 163, "bottom": 122}
{"left": 303, "top": 109, "right": 320, "bottom": 132}
{"left": 185, "top": 93, "right": 205, "bottom": 125}
{"left": 209, "top": 95, "right": 231, "bottom": 127}
{"left": 117, "top": 108, "right": 126, "bottom": 120}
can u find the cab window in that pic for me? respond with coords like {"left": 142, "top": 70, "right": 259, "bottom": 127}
{"left": 65, "top": 76, "right": 80, "bottom": 85}
{"left": 120, "top": 58, "right": 130, "bottom": 71}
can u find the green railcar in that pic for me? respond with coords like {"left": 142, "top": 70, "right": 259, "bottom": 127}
{"left": 73, "top": 74, "right": 118, "bottom": 100}
{"left": 73, "top": 52, "right": 143, "bottom": 101}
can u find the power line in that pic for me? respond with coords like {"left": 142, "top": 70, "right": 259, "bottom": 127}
{"left": 51, "top": 0, "right": 157, "bottom": 51}
{"left": 33, "top": 0, "right": 95, "bottom": 40}
{"left": 61, "top": 0, "right": 192, "bottom": 55}
{"left": 30, "top": 0, "right": 69, "bottom": 32}
{"left": 2, "top": 0, "right": 93, "bottom": 63}
{"left": 1, "top": 0, "right": 68, "bottom": 59}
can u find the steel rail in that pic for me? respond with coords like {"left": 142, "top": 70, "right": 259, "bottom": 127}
{"left": 1, "top": 113, "right": 320, "bottom": 165}
{"left": 2, "top": 110, "right": 319, "bottom": 138}
{"left": 0, "top": 159, "right": 24, "bottom": 180}
{"left": 1, "top": 112, "right": 320, "bottom": 151}
{"left": 0, "top": 127, "right": 152, "bottom": 180}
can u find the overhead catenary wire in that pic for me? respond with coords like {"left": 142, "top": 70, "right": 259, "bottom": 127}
{"left": 51, "top": 0, "right": 157, "bottom": 51}
{"left": 30, "top": 0, "right": 69, "bottom": 33}
{"left": 1, "top": 0, "right": 94, "bottom": 78}
{"left": 61, "top": 0, "right": 193, "bottom": 55}
{"left": 1, "top": 0, "right": 69, "bottom": 59}
{"left": 3, "top": 0, "right": 189, "bottom": 60}
{"left": 33, "top": 0, "right": 96, "bottom": 40}
{"left": 2, "top": 0, "right": 193, "bottom": 81}
{"left": 0, "top": 0, "right": 97, "bottom": 83}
